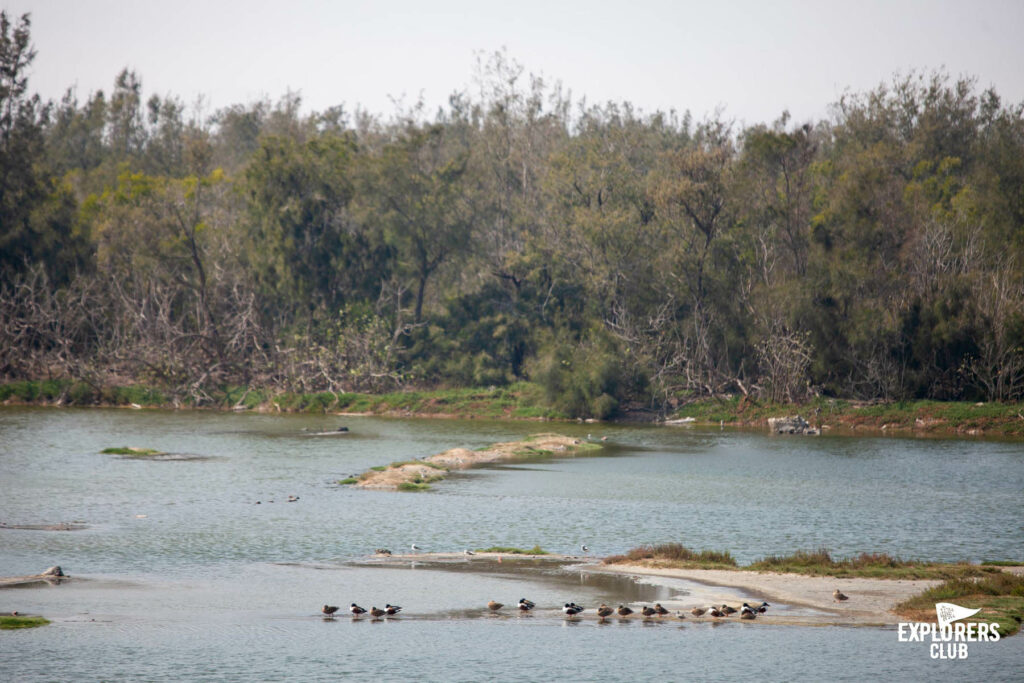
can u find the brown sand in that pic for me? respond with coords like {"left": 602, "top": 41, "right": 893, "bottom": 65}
{"left": 356, "top": 434, "right": 594, "bottom": 489}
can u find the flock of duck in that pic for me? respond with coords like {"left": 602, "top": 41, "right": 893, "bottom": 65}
{"left": 321, "top": 598, "right": 777, "bottom": 621}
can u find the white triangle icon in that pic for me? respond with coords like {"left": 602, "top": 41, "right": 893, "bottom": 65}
{"left": 935, "top": 602, "right": 982, "bottom": 629}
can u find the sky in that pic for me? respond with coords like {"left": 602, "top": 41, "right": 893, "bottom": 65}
{"left": 6, "top": 0, "right": 1024, "bottom": 127}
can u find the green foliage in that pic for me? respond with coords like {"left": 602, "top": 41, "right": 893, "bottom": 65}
{"left": 338, "top": 477, "right": 358, "bottom": 485}
{"left": 530, "top": 334, "right": 624, "bottom": 419}
{"left": 475, "top": 545, "right": 549, "bottom": 555}
{"left": 603, "top": 543, "right": 737, "bottom": 567}
{"left": 100, "top": 447, "right": 162, "bottom": 455}
{"left": 0, "top": 615, "right": 50, "bottom": 629}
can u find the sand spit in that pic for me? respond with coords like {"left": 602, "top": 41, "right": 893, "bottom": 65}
{"left": 354, "top": 434, "right": 600, "bottom": 490}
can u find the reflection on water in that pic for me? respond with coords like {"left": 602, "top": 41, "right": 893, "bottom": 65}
{"left": 1, "top": 407, "right": 1023, "bottom": 680}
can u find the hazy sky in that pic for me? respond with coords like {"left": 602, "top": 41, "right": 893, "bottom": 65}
{"left": 7, "top": 0, "right": 1024, "bottom": 126}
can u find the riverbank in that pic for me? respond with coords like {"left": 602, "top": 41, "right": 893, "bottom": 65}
{"left": 4, "top": 379, "right": 1024, "bottom": 437}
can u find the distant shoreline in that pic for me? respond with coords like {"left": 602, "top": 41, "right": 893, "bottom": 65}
{"left": 3, "top": 380, "right": 1024, "bottom": 438}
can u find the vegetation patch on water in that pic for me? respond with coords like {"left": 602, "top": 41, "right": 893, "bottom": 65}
{"left": 0, "top": 615, "right": 50, "bottom": 630}
{"left": 603, "top": 543, "right": 738, "bottom": 569}
{"left": 896, "top": 573, "right": 1024, "bottom": 638}
{"left": 604, "top": 545, "right": 1008, "bottom": 580}
{"left": 475, "top": 545, "right": 550, "bottom": 555}
{"left": 345, "top": 434, "right": 599, "bottom": 491}
{"left": 100, "top": 447, "right": 164, "bottom": 456}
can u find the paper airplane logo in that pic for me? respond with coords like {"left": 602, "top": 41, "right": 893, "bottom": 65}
{"left": 935, "top": 602, "right": 982, "bottom": 630}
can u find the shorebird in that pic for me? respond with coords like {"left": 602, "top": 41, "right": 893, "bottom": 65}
{"left": 369, "top": 606, "right": 386, "bottom": 619}
{"left": 321, "top": 604, "right": 339, "bottom": 617}
{"left": 487, "top": 600, "right": 503, "bottom": 611}
{"left": 596, "top": 604, "right": 614, "bottom": 620}
{"left": 756, "top": 601, "right": 770, "bottom": 613}
{"left": 350, "top": 603, "right": 367, "bottom": 616}
{"left": 721, "top": 604, "right": 737, "bottom": 615}
{"left": 690, "top": 606, "right": 707, "bottom": 617}
{"left": 654, "top": 603, "right": 669, "bottom": 616}
{"left": 581, "top": 544, "right": 590, "bottom": 554}
{"left": 708, "top": 606, "right": 724, "bottom": 618}
{"left": 833, "top": 589, "right": 849, "bottom": 602}
{"left": 740, "top": 606, "right": 757, "bottom": 620}
{"left": 641, "top": 606, "right": 657, "bottom": 618}
{"left": 385, "top": 604, "right": 402, "bottom": 615}
{"left": 617, "top": 605, "right": 634, "bottom": 617}
{"left": 518, "top": 598, "right": 535, "bottom": 611}
{"left": 410, "top": 543, "right": 422, "bottom": 553}
{"left": 375, "top": 548, "right": 392, "bottom": 555}
{"left": 464, "top": 549, "right": 475, "bottom": 556}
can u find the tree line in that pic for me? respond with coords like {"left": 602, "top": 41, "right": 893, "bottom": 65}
{"left": 2, "top": 12, "right": 1023, "bottom": 415}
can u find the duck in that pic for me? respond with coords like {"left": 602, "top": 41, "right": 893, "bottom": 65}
{"left": 322, "top": 604, "right": 339, "bottom": 617}
{"left": 675, "top": 611, "right": 687, "bottom": 620}
{"left": 740, "top": 606, "right": 757, "bottom": 620}
{"left": 721, "top": 604, "right": 737, "bottom": 615}
{"left": 581, "top": 544, "right": 590, "bottom": 554}
{"left": 756, "top": 601, "right": 770, "bottom": 613}
{"left": 654, "top": 603, "right": 669, "bottom": 616}
{"left": 596, "top": 604, "right": 614, "bottom": 620}
{"left": 641, "top": 606, "right": 657, "bottom": 618}
{"left": 518, "top": 598, "right": 535, "bottom": 611}
{"left": 617, "top": 605, "right": 634, "bottom": 617}
{"left": 369, "top": 606, "right": 386, "bottom": 618}
{"left": 570, "top": 602, "right": 584, "bottom": 613}
{"left": 708, "top": 606, "right": 724, "bottom": 618}
{"left": 350, "top": 603, "right": 367, "bottom": 616}
{"left": 563, "top": 603, "right": 584, "bottom": 616}
{"left": 833, "top": 589, "right": 849, "bottom": 602}
{"left": 385, "top": 604, "right": 402, "bottom": 615}
{"left": 690, "top": 606, "right": 707, "bottom": 617}
{"left": 487, "top": 600, "right": 503, "bottom": 611}
{"left": 740, "top": 603, "right": 757, "bottom": 616}
{"left": 374, "top": 548, "right": 392, "bottom": 556}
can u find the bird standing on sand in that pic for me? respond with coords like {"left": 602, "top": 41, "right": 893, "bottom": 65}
{"left": 385, "top": 604, "right": 402, "bottom": 615}
{"left": 597, "top": 604, "right": 614, "bottom": 620}
{"left": 411, "top": 543, "right": 422, "bottom": 553}
{"left": 487, "top": 600, "right": 503, "bottom": 611}
{"left": 740, "top": 605, "right": 757, "bottom": 620}
{"left": 690, "top": 606, "right": 707, "bottom": 617}
{"left": 641, "top": 606, "right": 657, "bottom": 617}
{"left": 709, "top": 606, "right": 724, "bottom": 617}
{"left": 654, "top": 603, "right": 669, "bottom": 616}
{"left": 322, "top": 604, "right": 339, "bottom": 617}
{"left": 721, "top": 604, "right": 737, "bottom": 615}
{"left": 617, "top": 605, "right": 634, "bottom": 616}
{"left": 756, "top": 601, "right": 770, "bottom": 613}
{"left": 518, "top": 598, "right": 535, "bottom": 611}
{"left": 563, "top": 603, "right": 584, "bottom": 616}
{"left": 350, "top": 603, "right": 367, "bottom": 616}
{"left": 833, "top": 589, "right": 849, "bottom": 602}
{"left": 581, "top": 544, "right": 590, "bottom": 554}
{"left": 370, "top": 606, "right": 386, "bottom": 618}
{"left": 464, "top": 549, "right": 475, "bottom": 556}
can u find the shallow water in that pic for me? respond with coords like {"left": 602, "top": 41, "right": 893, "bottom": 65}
{"left": 1, "top": 407, "right": 1022, "bottom": 680}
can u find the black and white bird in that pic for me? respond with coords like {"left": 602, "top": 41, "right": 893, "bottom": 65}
{"left": 410, "top": 543, "right": 422, "bottom": 553}
{"left": 756, "top": 601, "right": 770, "bottom": 613}
{"left": 740, "top": 603, "right": 757, "bottom": 620}
{"left": 518, "top": 598, "right": 535, "bottom": 611}
{"left": 463, "top": 549, "right": 475, "bottom": 556}
{"left": 563, "top": 603, "right": 584, "bottom": 616}
{"left": 385, "top": 604, "right": 402, "bottom": 615}
{"left": 350, "top": 603, "right": 367, "bottom": 616}
{"left": 580, "top": 544, "right": 590, "bottom": 554}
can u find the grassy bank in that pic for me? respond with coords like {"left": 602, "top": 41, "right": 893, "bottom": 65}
{"left": 895, "top": 573, "right": 1024, "bottom": 637}
{"left": 4, "top": 379, "right": 1024, "bottom": 436}
{"left": 603, "top": 545, "right": 1012, "bottom": 580}
{"left": 474, "top": 545, "right": 550, "bottom": 555}
{"left": 671, "top": 395, "right": 1024, "bottom": 436}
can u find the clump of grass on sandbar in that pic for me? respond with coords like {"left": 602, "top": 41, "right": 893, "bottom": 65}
{"left": 475, "top": 545, "right": 550, "bottom": 555}
{"left": 746, "top": 548, "right": 997, "bottom": 580}
{"left": 603, "top": 543, "right": 737, "bottom": 568}
{"left": 0, "top": 615, "right": 50, "bottom": 630}
{"left": 100, "top": 447, "right": 163, "bottom": 456}
{"left": 390, "top": 460, "right": 447, "bottom": 470}
{"left": 896, "top": 572, "right": 1024, "bottom": 638}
